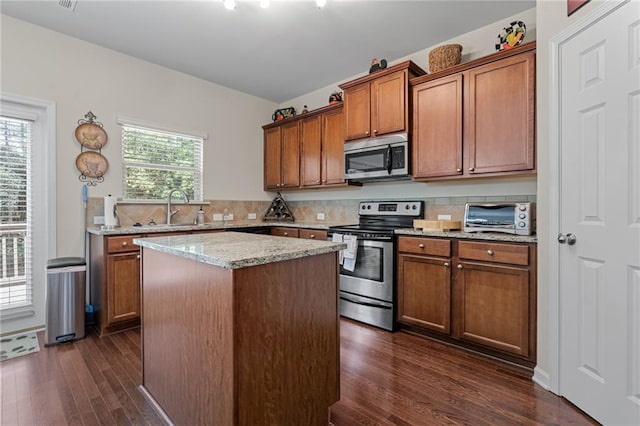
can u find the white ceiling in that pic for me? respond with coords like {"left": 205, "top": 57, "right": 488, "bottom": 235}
{"left": 1, "top": 0, "right": 535, "bottom": 103}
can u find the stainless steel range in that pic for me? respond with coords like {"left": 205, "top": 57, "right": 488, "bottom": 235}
{"left": 328, "top": 200, "right": 424, "bottom": 331}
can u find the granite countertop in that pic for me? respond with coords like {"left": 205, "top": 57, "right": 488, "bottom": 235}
{"left": 87, "top": 221, "right": 344, "bottom": 236}
{"left": 394, "top": 228, "right": 537, "bottom": 243}
{"left": 133, "top": 231, "right": 347, "bottom": 270}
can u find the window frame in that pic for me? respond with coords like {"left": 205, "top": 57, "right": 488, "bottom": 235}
{"left": 118, "top": 117, "right": 206, "bottom": 202}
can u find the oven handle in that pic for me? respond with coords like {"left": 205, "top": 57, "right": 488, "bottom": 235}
{"left": 340, "top": 294, "right": 392, "bottom": 310}
{"left": 385, "top": 144, "right": 392, "bottom": 174}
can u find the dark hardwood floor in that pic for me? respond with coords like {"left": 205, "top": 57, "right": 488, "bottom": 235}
{"left": 1, "top": 320, "right": 597, "bottom": 425}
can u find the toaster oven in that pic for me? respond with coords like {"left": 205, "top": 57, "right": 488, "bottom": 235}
{"left": 463, "top": 202, "right": 535, "bottom": 236}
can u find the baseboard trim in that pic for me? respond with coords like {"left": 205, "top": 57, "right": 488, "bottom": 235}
{"left": 532, "top": 366, "right": 553, "bottom": 393}
{"left": 139, "top": 385, "right": 174, "bottom": 426}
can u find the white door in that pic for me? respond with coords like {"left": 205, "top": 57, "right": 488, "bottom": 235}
{"left": 558, "top": 1, "right": 640, "bottom": 424}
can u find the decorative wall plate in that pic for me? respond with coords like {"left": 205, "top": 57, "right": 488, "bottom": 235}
{"left": 75, "top": 122, "right": 108, "bottom": 149}
{"left": 496, "top": 21, "right": 526, "bottom": 51}
{"left": 76, "top": 151, "right": 109, "bottom": 178}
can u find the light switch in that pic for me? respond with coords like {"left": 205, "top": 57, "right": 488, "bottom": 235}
{"left": 213, "top": 213, "right": 223, "bottom": 221}
{"left": 94, "top": 216, "right": 105, "bottom": 225}
{"left": 248, "top": 213, "right": 257, "bottom": 220}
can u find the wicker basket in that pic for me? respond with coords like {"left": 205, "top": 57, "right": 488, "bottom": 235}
{"left": 428, "top": 44, "right": 463, "bottom": 73}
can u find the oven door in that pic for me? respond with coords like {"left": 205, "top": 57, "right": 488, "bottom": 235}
{"left": 339, "top": 239, "right": 393, "bottom": 302}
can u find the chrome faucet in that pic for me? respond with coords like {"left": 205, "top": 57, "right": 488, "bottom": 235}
{"left": 166, "top": 189, "right": 189, "bottom": 225}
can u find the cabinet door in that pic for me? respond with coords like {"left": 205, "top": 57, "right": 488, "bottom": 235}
{"left": 372, "top": 70, "right": 406, "bottom": 137}
{"left": 343, "top": 83, "right": 371, "bottom": 141}
{"left": 321, "top": 108, "right": 345, "bottom": 185}
{"left": 270, "top": 227, "right": 299, "bottom": 238}
{"left": 453, "top": 261, "right": 529, "bottom": 357}
{"left": 413, "top": 74, "right": 463, "bottom": 178}
{"left": 106, "top": 252, "right": 141, "bottom": 325}
{"left": 300, "top": 115, "right": 322, "bottom": 187}
{"left": 466, "top": 51, "right": 535, "bottom": 174}
{"left": 280, "top": 121, "right": 300, "bottom": 188}
{"left": 397, "top": 254, "right": 451, "bottom": 334}
{"left": 264, "top": 127, "right": 282, "bottom": 189}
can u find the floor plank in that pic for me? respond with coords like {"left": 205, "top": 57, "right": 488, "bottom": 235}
{"left": 0, "top": 320, "right": 596, "bottom": 425}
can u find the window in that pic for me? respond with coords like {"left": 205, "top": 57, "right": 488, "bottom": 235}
{"left": 120, "top": 122, "right": 203, "bottom": 201}
{"left": 0, "top": 116, "right": 30, "bottom": 309}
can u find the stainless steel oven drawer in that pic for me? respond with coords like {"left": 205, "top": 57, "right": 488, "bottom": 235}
{"left": 339, "top": 292, "right": 394, "bottom": 331}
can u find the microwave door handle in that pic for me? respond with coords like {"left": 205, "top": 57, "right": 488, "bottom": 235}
{"left": 385, "top": 144, "right": 392, "bottom": 174}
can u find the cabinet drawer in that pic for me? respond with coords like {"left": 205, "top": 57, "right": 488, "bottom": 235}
{"left": 106, "top": 235, "right": 141, "bottom": 253}
{"left": 271, "top": 227, "right": 299, "bottom": 238}
{"left": 299, "top": 229, "right": 327, "bottom": 240}
{"left": 458, "top": 241, "right": 528, "bottom": 266}
{"left": 398, "top": 236, "right": 451, "bottom": 257}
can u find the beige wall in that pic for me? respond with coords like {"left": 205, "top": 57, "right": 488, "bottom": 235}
{"left": 535, "top": 0, "right": 606, "bottom": 383}
{"left": 1, "top": 15, "right": 276, "bottom": 258}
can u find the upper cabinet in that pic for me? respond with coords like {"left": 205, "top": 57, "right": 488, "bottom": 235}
{"left": 340, "top": 61, "right": 426, "bottom": 142}
{"left": 264, "top": 104, "right": 348, "bottom": 191}
{"left": 264, "top": 121, "right": 300, "bottom": 190}
{"left": 411, "top": 42, "right": 536, "bottom": 181}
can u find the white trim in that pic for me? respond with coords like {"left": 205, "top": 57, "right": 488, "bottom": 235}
{"left": 116, "top": 115, "right": 208, "bottom": 140}
{"left": 532, "top": 366, "right": 551, "bottom": 391}
{"left": 0, "top": 92, "right": 56, "bottom": 332}
{"left": 547, "top": 0, "right": 629, "bottom": 397}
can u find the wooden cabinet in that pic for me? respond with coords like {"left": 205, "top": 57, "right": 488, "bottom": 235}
{"left": 90, "top": 234, "right": 142, "bottom": 336}
{"left": 397, "top": 237, "right": 452, "bottom": 334}
{"left": 300, "top": 105, "right": 345, "bottom": 187}
{"left": 264, "top": 121, "right": 300, "bottom": 190}
{"left": 396, "top": 235, "right": 536, "bottom": 366}
{"left": 340, "top": 61, "right": 426, "bottom": 142}
{"left": 271, "top": 227, "right": 299, "bottom": 238}
{"left": 271, "top": 227, "right": 327, "bottom": 241}
{"left": 411, "top": 42, "right": 536, "bottom": 181}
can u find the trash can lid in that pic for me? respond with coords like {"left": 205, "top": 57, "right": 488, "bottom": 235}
{"left": 46, "top": 257, "right": 86, "bottom": 269}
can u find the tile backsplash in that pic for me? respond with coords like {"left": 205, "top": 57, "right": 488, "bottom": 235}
{"left": 86, "top": 195, "right": 535, "bottom": 228}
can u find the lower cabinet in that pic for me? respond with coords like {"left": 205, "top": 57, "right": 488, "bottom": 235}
{"left": 271, "top": 227, "right": 328, "bottom": 240}
{"left": 396, "top": 236, "right": 536, "bottom": 366}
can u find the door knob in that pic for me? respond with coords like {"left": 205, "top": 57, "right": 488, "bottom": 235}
{"left": 557, "top": 233, "right": 577, "bottom": 245}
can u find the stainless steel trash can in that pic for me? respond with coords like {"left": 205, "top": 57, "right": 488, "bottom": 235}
{"left": 45, "top": 257, "right": 86, "bottom": 346}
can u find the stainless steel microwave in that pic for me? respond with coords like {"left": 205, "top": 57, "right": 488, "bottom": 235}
{"left": 463, "top": 202, "right": 535, "bottom": 235}
{"left": 344, "top": 134, "right": 409, "bottom": 181}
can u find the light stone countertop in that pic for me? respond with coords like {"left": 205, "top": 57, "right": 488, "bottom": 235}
{"left": 394, "top": 228, "right": 537, "bottom": 243}
{"left": 133, "top": 231, "right": 347, "bottom": 270}
{"left": 86, "top": 221, "right": 344, "bottom": 236}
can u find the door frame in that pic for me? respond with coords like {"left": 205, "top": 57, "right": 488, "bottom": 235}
{"left": 546, "top": 0, "right": 630, "bottom": 395}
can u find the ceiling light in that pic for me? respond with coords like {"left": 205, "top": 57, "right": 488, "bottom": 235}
{"left": 260, "top": 0, "right": 270, "bottom": 8}
{"left": 223, "top": 0, "right": 236, "bottom": 11}
{"left": 316, "top": 0, "right": 327, "bottom": 8}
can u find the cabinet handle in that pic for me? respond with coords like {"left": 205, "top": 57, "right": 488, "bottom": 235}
{"left": 136, "top": 255, "right": 140, "bottom": 260}
{"left": 444, "top": 262, "right": 450, "bottom": 268}
{"left": 373, "top": 129, "right": 378, "bottom": 134}
{"left": 457, "top": 264, "right": 463, "bottom": 270}
{"left": 487, "top": 249, "right": 494, "bottom": 256}
{"left": 122, "top": 241, "right": 128, "bottom": 247}
{"left": 283, "top": 232, "right": 289, "bottom": 236}
{"left": 456, "top": 168, "right": 462, "bottom": 172}
{"left": 310, "top": 234, "right": 315, "bottom": 239}
{"left": 469, "top": 167, "right": 475, "bottom": 172}
{"left": 418, "top": 243, "right": 425, "bottom": 249}
{"left": 365, "top": 131, "right": 370, "bottom": 136}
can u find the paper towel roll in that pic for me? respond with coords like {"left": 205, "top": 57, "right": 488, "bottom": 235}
{"left": 104, "top": 195, "right": 118, "bottom": 227}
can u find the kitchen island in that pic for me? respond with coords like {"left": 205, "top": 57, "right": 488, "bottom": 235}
{"left": 133, "top": 232, "right": 346, "bottom": 425}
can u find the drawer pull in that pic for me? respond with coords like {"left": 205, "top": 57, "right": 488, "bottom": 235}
{"left": 122, "top": 241, "right": 128, "bottom": 247}
{"left": 310, "top": 234, "right": 315, "bottom": 239}
{"left": 457, "top": 264, "right": 463, "bottom": 270}
{"left": 418, "top": 243, "right": 425, "bottom": 249}
{"left": 469, "top": 167, "right": 475, "bottom": 172}
{"left": 487, "top": 249, "right": 494, "bottom": 256}
{"left": 444, "top": 262, "right": 450, "bottom": 268}
{"left": 136, "top": 255, "right": 140, "bottom": 260}
{"left": 283, "top": 232, "right": 288, "bottom": 236}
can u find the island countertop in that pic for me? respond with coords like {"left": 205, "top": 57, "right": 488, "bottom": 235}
{"left": 134, "top": 231, "right": 346, "bottom": 270}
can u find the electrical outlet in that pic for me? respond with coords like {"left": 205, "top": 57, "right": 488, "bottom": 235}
{"left": 248, "top": 213, "right": 257, "bottom": 220}
{"left": 213, "top": 213, "right": 223, "bottom": 221}
{"left": 94, "top": 216, "right": 105, "bottom": 225}
{"left": 437, "top": 214, "right": 452, "bottom": 221}
{"left": 316, "top": 213, "right": 325, "bottom": 220}
{"left": 224, "top": 213, "right": 234, "bottom": 221}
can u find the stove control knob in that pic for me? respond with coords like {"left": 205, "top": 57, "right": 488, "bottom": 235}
{"left": 412, "top": 204, "right": 417, "bottom": 210}
{"left": 405, "top": 204, "right": 410, "bottom": 210}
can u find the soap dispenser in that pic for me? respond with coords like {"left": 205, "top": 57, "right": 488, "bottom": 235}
{"left": 197, "top": 207, "right": 205, "bottom": 225}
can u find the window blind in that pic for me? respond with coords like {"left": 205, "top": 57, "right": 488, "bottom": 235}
{"left": 121, "top": 125, "right": 203, "bottom": 201}
{"left": 0, "top": 116, "right": 32, "bottom": 309}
